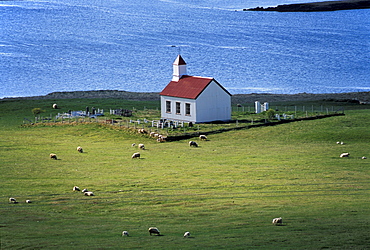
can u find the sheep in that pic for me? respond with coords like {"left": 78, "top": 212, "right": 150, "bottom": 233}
{"left": 122, "top": 231, "right": 129, "bottom": 237}
{"left": 52, "top": 103, "right": 58, "bottom": 109}
{"left": 156, "top": 137, "right": 164, "bottom": 143}
{"left": 82, "top": 188, "right": 88, "bottom": 193}
{"left": 362, "top": 156, "right": 367, "bottom": 159}
{"left": 73, "top": 186, "right": 80, "bottom": 191}
{"left": 77, "top": 146, "right": 83, "bottom": 153}
{"left": 149, "top": 132, "right": 156, "bottom": 137}
{"left": 25, "top": 200, "right": 32, "bottom": 203}
{"left": 84, "top": 191, "right": 94, "bottom": 196}
{"left": 272, "top": 217, "right": 283, "bottom": 225}
{"left": 131, "top": 143, "right": 136, "bottom": 147}
{"left": 138, "top": 144, "right": 145, "bottom": 150}
{"left": 9, "top": 197, "right": 17, "bottom": 204}
{"left": 148, "top": 227, "right": 160, "bottom": 236}
{"left": 132, "top": 152, "right": 140, "bottom": 159}
{"left": 183, "top": 232, "right": 190, "bottom": 238}
{"left": 199, "top": 135, "right": 207, "bottom": 140}
{"left": 50, "top": 153, "right": 57, "bottom": 160}
{"left": 340, "top": 153, "right": 350, "bottom": 158}
{"left": 189, "top": 141, "right": 198, "bottom": 147}
{"left": 138, "top": 129, "right": 147, "bottom": 134}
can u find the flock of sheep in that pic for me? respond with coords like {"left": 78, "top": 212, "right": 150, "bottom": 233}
{"left": 7, "top": 129, "right": 289, "bottom": 240}
{"left": 8, "top": 197, "right": 31, "bottom": 204}
{"left": 121, "top": 218, "right": 283, "bottom": 238}
{"left": 121, "top": 227, "right": 191, "bottom": 238}
{"left": 121, "top": 219, "right": 283, "bottom": 238}
{"left": 337, "top": 141, "right": 367, "bottom": 159}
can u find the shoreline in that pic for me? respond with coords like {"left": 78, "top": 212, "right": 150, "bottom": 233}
{"left": 1, "top": 90, "right": 369, "bottom": 105}
{"left": 245, "top": 0, "right": 370, "bottom": 12}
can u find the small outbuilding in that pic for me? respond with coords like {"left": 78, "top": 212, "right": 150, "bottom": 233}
{"left": 160, "top": 55, "right": 232, "bottom": 123}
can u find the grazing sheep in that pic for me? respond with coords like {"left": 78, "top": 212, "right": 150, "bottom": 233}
{"left": 362, "top": 156, "right": 367, "bottom": 159}
{"left": 138, "top": 129, "right": 147, "bottom": 134}
{"left": 9, "top": 197, "right": 17, "bottom": 204}
{"left": 50, "top": 153, "right": 57, "bottom": 160}
{"left": 199, "top": 135, "right": 207, "bottom": 140}
{"left": 189, "top": 141, "right": 198, "bottom": 147}
{"left": 52, "top": 103, "right": 58, "bottom": 109}
{"left": 148, "top": 227, "right": 160, "bottom": 236}
{"left": 82, "top": 188, "right": 88, "bottom": 193}
{"left": 340, "top": 153, "right": 350, "bottom": 158}
{"left": 336, "top": 141, "right": 340, "bottom": 144}
{"left": 84, "top": 191, "right": 94, "bottom": 196}
{"left": 25, "top": 200, "right": 32, "bottom": 203}
{"left": 132, "top": 152, "right": 140, "bottom": 159}
{"left": 184, "top": 232, "right": 190, "bottom": 238}
{"left": 138, "top": 144, "right": 145, "bottom": 150}
{"left": 77, "top": 146, "right": 83, "bottom": 153}
{"left": 131, "top": 143, "right": 136, "bottom": 147}
{"left": 73, "top": 186, "right": 80, "bottom": 191}
{"left": 122, "top": 231, "right": 129, "bottom": 236}
{"left": 272, "top": 217, "right": 283, "bottom": 225}
{"left": 150, "top": 132, "right": 156, "bottom": 137}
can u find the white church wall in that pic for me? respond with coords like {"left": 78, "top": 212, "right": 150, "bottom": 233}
{"left": 196, "top": 81, "right": 231, "bottom": 123}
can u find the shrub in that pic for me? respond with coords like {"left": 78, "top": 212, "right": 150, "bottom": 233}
{"left": 32, "top": 108, "right": 45, "bottom": 116}
{"left": 266, "top": 109, "right": 276, "bottom": 120}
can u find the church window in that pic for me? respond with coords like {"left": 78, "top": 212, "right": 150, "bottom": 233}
{"left": 185, "top": 103, "right": 191, "bottom": 116}
{"left": 166, "top": 101, "right": 171, "bottom": 113}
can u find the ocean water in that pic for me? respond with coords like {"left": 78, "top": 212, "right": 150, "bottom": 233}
{"left": 1, "top": 0, "right": 369, "bottom": 98}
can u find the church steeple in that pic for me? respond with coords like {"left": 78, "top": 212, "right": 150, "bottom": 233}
{"left": 172, "top": 55, "right": 187, "bottom": 82}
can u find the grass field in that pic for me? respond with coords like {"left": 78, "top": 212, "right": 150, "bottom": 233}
{"left": 1, "top": 98, "right": 369, "bottom": 249}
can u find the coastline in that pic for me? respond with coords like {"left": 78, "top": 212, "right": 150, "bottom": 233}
{"left": 245, "top": 0, "right": 370, "bottom": 12}
{"left": 2, "top": 90, "right": 369, "bottom": 105}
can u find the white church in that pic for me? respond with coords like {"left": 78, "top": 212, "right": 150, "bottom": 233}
{"left": 160, "top": 55, "right": 232, "bottom": 123}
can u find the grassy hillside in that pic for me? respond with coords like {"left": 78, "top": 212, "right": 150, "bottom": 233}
{"left": 1, "top": 98, "right": 369, "bottom": 249}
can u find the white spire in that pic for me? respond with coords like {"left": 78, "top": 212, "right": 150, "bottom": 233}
{"left": 172, "top": 55, "right": 187, "bottom": 82}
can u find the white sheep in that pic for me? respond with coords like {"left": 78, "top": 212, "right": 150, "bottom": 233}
{"left": 362, "top": 156, "right": 367, "bottom": 159}
{"left": 340, "top": 153, "right": 350, "bottom": 158}
{"left": 131, "top": 143, "right": 136, "bottom": 147}
{"left": 50, "top": 153, "right": 57, "bottom": 160}
{"left": 25, "top": 200, "right": 32, "bottom": 203}
{"left": 148, "top": 227, "right": 160, "bottom": 236}
{"left": 138, "top": 144, "right": 145, "bottom": 150}
{"left": 73, "top": 186, "right": 80, "bottom": 191}
{"left": 199, "top": 135, "right": 207, "bottom": 140}
{"left": 122, "top": 231, "right": 129, "bottom": 236}
{"left": 77, "top": 146, "right": 83, "bottom": 153}
{"left": 272, "top": 217, "right": 283, "bottom": 225}
{"left": 132, "top": 152, "right": 140, "bottom": 159}
{"left": 189, "top": 141, "right": 198, "bottom": 147}
{"left": 183, "top": 232, "right": 190, "bottom": 238}
{"left": 138, "top": 129, "right": 147, "bottom": 134}
{"left": 82, "top": 188, "right": 88, "bottom": 193}
{"left": 9, "top": 197, "right": 17, "bottom": 204}
{"left": 84, "top": 191, "right": 94, "bottom": 196}
{"left": 52, "top": 103, "right": 58, "bottom": 109}
{"left": 150, "top": 132, "right": 156, "bottom": 137}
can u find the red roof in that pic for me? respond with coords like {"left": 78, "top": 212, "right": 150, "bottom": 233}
{"left": 160, "top": 75, "right": 231, "bottom": 99}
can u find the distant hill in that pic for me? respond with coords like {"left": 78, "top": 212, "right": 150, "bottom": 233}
{"left": 2, "top": 90, "right": 369, "bottom": 105}
{"left": 245, "top": 0, "right": 370, "bottom": 12}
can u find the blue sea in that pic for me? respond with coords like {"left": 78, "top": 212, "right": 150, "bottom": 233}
{"left": 1, "top": 0, "right": 369, "bottom": 98}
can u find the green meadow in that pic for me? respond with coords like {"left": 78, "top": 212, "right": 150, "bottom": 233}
{"left": 1, "top": 98, "right": 369, "bottom": 249}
